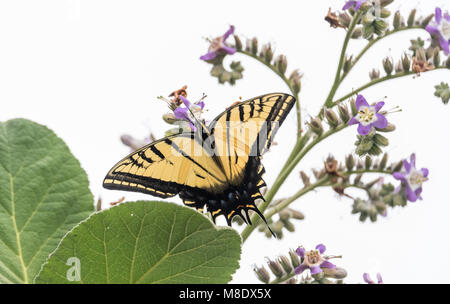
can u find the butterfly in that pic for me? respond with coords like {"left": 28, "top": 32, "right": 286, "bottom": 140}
{"left": 103, "top": 93, "right": 296, "bottom": 234}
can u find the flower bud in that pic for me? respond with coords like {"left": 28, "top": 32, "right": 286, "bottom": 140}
{"left": 402, "top": 53, "right": 411, "bottom": 72}
{"left": 253, "top": 265, "right": 271, "bottom": 283}
{"left": 369, "top": 144, "right": 383, "bottom": 156}
{"left": 266, "top": 258, "right": 284, "bottom": 278}
{"left": 233, "top": 35, "right": 242, "bottom": 51}
{"left": 382, "top": 57, "right": 393, "bottom": 75}
{"left": 325, "top": 108, "right": 340, "bottom": 128}
{"left": 369, "top": 69, "right": 380, "bottom": 80}
{"left": 290, "top": 209, "right": 305, "bottom": 220}
{"left": 338, "top": 12, "right": 351, "bottom": 28}
{"left": 343, "top": 55, "right": 353, "bottom": 74}
{"left": 162, "top": 113, "right": 179, "bottom": 124}
{"left": 323, "top": 267, "right": 348, "bottom": 279}
{"left": 362, "top": 24, "right": 375, "bottom": 39}
{"left": 378, "top": 122, "right": 396, "bottom": 132}
{"left": 354, "top": 174, "right": 363, "bottom": 185}
{"left": 393, "top": 160, "right": 403, "bottom": 172}
{"left": 416, "top": 48, "right": 426, "bottom": 62}
{"left": 251, "top": 37, "right": 258, "bottom": 55}
{"left": 338, "top": 103, "right": 350, "bottom": 123}
{"left": 300, "top": 171, "right": 311, "bottom": 187}
{"left": 379, "top": 153, "right": 388, "bottom": 170}
{"left": 380, "top": 8, "right": 390, "bottom": 18}
{"left": 407, "top": 9, "right": 416, "bottom": 27}
{"left": 393, "top": 11, "right": 402, "bottom": 29}
{"left": 346, "top": 154, "right": 355, "bottom": 171}
{"left": 373, "top": 20, "right": 388, "bottom": 35}
{"left": 260, "top": 43, "right": 273, "bottom": 64}
{"left": 308, "top": 117, "right": 323, "bottom": 136}
{"left": 277, "top": 255, "right": 293, "bottom": 274}
{"left": 351, "top": 27, "right": 363, "bottom": 39}
{"left": 350, "top": 98, "right": 357, "bottom": 115}
{"left": 289, "top": 249, "right": 301, "bottom": 268}
{"left": 365, "top": 156, "right": 373, "bottom": 169}
{"left": 380, "top": 0, "right": 394, "bottom": 7}
{"left": 395, "top": 60, "right": 404, "bottom": 73}
{"left": 274, "top": 54, "right": 288, "bottom": 75}
{"left": 284, "top": 278, "right": 297, "bottom": 284}
{"left": 289, "top": 69, "right": 302, "bottom": 94}
{"left": 433, "top": 47, "right": 441, "bottom": 68}
{"left": 422, "top": 14, "right": 435, "bottom": 27}
{"left": 446, "top": 56, "right": 450, "bottom": 69}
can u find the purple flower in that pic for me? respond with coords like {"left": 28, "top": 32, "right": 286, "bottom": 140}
{"left": 173, "top": 95, "right": 205, "bottom": 131}
{"left": 348, "top": 94, "right": 388, "bottom": 136}
{"left": 393, "top": 154, "right": 429, "bottom": 202}
{"left": 342, "top": 0, "right": 366, "bottom": 11}
{"left": 426, "top": 7, "right": 450, "bottom": 55}
{"left": 200, "top": 25, "right": 236, "bottom": 61}
{"left": 294, "top": 244, "right": 336, "bottom": 275}
{"left": 363, "top": 273, "right": 383, "bottom": 284}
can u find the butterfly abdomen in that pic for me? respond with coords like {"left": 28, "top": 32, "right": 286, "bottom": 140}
{"left": 179, "top": 157, "right": 267, "bottom": 225}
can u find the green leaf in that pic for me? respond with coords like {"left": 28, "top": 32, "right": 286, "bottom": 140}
{"left": 0, "top": 119, "right": 94, "bottom": 284}
{"left": 35, "top": 201, "right": 242, "bottom": 284}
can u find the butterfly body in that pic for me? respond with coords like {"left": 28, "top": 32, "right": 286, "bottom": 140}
{"left": 103, "top": 93, "right": 296, "bottom": 228}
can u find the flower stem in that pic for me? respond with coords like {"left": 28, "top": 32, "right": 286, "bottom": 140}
{"left": 324, "top": 11, "right": 362, "bottom": 108}
{"left": 331, "top": 67, "right": 450, "bottom": 107}
{"left": 338, "top": 26, "right": 427, "bottom": 86}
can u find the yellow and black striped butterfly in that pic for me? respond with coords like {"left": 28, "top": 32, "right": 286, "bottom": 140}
{"left": 103, "top": 93, "right": 296, "bottom": 231}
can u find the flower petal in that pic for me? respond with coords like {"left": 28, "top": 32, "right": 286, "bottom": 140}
{"left": 374, "top": 101, "right": 385, "bottom": 112}
{"left": 436, "top": 7, "right": 442, "bottom": 24}
{"left": 179, "top": 95, "right": 191, "bottom": 108}
{"left": 296, "top": 247, "right": 305, "bottom": 258}
{"left": 403, "top": 159, "right": 411, "bottom": 173}
{"left": 200, "top": 51, "right": 218, "bottom": 61}
{"left": 357, "top": 123, "right": 372, "bottom": 136}
{"left": 294, "top": 264, "right": 308, "bottom": 275}
{"left": 342, "top": 1, "right": 355, "bottom": 10}
{"left": 393, "top": 172, "right": 406, "bottom": 181}
{"left": 356, "top": 94, "right": 369, "bottom": 109}
{"left": 410, "top": 153, "right": 416, "bottom": 168}
{"left": 373, "top": 113, "right": 388, "bottom": 129}
{"left": 421, "top": 168, "right": 429, "bottom": 178}
{"left": 426, "top": 25, "right": 440, "bottom": 36}
{"left": 439, "top": 36, "right": 450, "bottom": 55}
{"left": 355, "top": 0, "right": 366, "bottom": 10}
{"left": 221, "top": 45, "right": 236, "bottom": 55}
{"left": 315, "top": 244, "right": 326, "bottom": 254}
{"left": 348, "top": 116, "right": 359, "bottom": 125}
{"left": 173, "top": 107, "right": 189, "bottom": 120}
{"left": 310, "top": 266, "right": 323, "bottom": 275}
{"left": 320, "top": 260, "right": 336, "bottom": 269}
{"left": 405, "top": 185, "right": 418, "bottom": 202}
{"left": 222, "top": 25, "right": 235, "bottom": 41}
{"left": 363, "top": 273, "right": 374, "bottom": 284}
{"left": 376, "top": 273, "right": 383, "bottom": 284}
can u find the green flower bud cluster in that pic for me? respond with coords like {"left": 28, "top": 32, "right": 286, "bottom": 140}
{"left": 434, "top": 82, "right": 450, "bottom": 105}
{"left": 253, "top": 249, "right": 346, "bottom": 284}
{"left": 354, "top": 126, "right": 393, "bottom": 157}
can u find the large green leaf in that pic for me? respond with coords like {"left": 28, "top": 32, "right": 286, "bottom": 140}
{"left": 0, "top": 119, "right": 94, "bottom": 283}
{"left": 35, "top": 201, "right": 242, "bottom": 284}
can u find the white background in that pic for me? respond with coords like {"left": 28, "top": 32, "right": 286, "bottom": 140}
{"left": 1, "top": 0, "right": 449, "bottom": 284}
